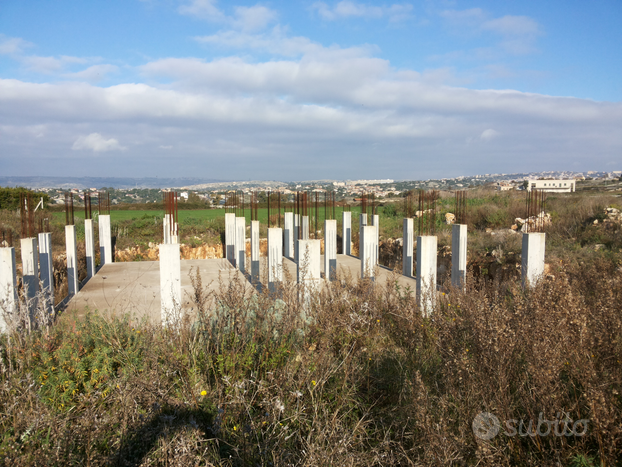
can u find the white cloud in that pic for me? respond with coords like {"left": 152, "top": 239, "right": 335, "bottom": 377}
{"left": 232, "top": 5, "right": 277, "bottom": 32}
{"left": 20, "top": 55, "right": 92, "bottom": 74}
{"left": 178, "top": 0, "right": 224, "bottom": 21}
{"left": 480, "top": 129, "right": 499, "bottom": 141}
{"left": 311, "top": 1, "right": 413, "bottom": 21}
{"left": 0, "top": 35, "right": 33, "bottom": 55}
{"left": 72, "top": 133, "right": 126, "bottom": 152}
{"left": 64, "top": 64, "right": 119, "bottom": 82}
{"left": 439, "top": 9, "right": 542, "bottom": 56}
{"left": 179, "top": 0, "right": 277, "bottom": 31}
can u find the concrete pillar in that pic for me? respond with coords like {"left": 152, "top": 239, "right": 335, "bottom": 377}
{"left": 360, "top": 225, "right": 378, "bottom": 279}
{"left": 163, "top": 215, "right": 170, "bottom": 244}
{"left": 360, "top": 213, "right": 367, "bottom": 227}
{"left": 294, "top": 214, "right": 300, "bottom": 263}
{"left": 159, "top": 243, "right": 181, "bottom": 327}
{"left": 298, "top": 239, "right": 321, "bottom": 283}
{"left": 284, "top": 212, "right": 294, "bottom": 259}
{"left": 99, "top": 214, "right": 112, "bottom": 266}
{"left": 302, "top": 216, "right": 310, "bottom": 240}
{"left": 65, "top": 225, "right": 79, "bottom": 297}
{"left": 342, "top": 211, "right": 351, "bottom": 255}
{"left": 451, "top": 224, "right": 468, "bottom": 289}
{"left": 373, "top": 214, "right": 379, "bottom": 260}
{"left": 85, "top": 219, "right": 96, "bottom": 280}
{"left": 267, "top": 228, "right": 283, "bottom": 292}
{"left": 324, "top": 220, "right": 337, "bottom": 281}
{"left": 235, "top": 216, "right": 246, "bottom": 273}
{"left": 251, "top": 220, "right": 260, "bottom": 285}
{"left": 225, "top": 213, "right": 236, "bottom": 266}
{"left": 20, "top": 237, "right": 39, "bottom": 319}
{"left": 0, "top": 247, "right": 18, "bottom": 332}
{"left": 402, "top": 218, "right": 414, "bottom": 277}
{"left": 522, "top": 232, "right": 546, "bottom": 289}
{"left": 416, "top": 235, "right": 437, "bottom": 317}
{"left": 38, "top": 232, "right": 54, "bottom": 314}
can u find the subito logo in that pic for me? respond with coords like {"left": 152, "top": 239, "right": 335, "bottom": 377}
{"left": 472, "top": 412, "right": 501, "bottom": 440}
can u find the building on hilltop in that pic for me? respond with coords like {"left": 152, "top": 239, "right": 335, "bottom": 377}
{"left": 526, "top": 179, "right": 576, "bottom": 193}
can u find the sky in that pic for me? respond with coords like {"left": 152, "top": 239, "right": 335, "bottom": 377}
{"left": 0, "top": 0, "right": 621, "bottom": 182}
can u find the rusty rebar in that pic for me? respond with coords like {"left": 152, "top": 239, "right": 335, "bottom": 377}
{"left": 525, "top": 189, "right": 547, "bottom": 233}
{"left": 65, "top": 192, "right": 74, "bottom": 226}
{"left": 455, "top": 190, "right": 467, "bottom": 225}
{"left": 85, "top": 193, "right": 92, "bottom": 220}
{"left": 1, "top": 226, "right": 13, "bottom": 248}
{"left": 20, "top": 193, "right": 36, "bottom": 237}
{"left": 417, "top": 189, "right": 438, "bottom": 236}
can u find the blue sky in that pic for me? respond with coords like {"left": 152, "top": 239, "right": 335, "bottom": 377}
{"left": 1, "top": 0, "right": 620, "bottom": 181}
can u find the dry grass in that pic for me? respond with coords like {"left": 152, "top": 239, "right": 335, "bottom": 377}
{"left": 1, "top": 253, "right": 621, "bottom": 466}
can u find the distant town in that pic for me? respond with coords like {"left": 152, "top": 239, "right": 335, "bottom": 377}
{"left": 2, "top": 170, "right": 621, "bottom": 207}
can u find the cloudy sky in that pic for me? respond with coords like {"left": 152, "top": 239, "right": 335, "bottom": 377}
{"left": 1, "top": 0, "right": 620, "bottom": 181}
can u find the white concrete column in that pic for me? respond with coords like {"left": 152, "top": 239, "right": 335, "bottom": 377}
{"left": 20, "top": 237, "right": 39, "bottom": 318}
{"left": 85, "top": 219, "right": 96, "bottom": 280}
{"left": 451, "top": 224, "right": 468, "bottom": 289}
{"left": 360, "top": 225, "right": 378, "bottom": 279}
{"left": 163, "top": 215, "right": 170, "bottom": 244}
{"left": 225, "top": 213, "right": 236, "bottom": 266}
{"left": 297, "top": 239, "right": 321, "bottom": 282}
{"left": 251, "top": 220, "right": 260, "bottom": 285}
{"left": 324, "top": 220, "right": 337, "bottom": 281}
{"left": 416, "top": 235, "right": 438, "bottom": 317}
{"left": 294, "top": 214, "right": 300, "bottom": 263}
{"left": 402, "top": 218, "right": 414, "bottom": 277}
{"left": 342, "top": 211, "right": 351, "bottom": 255}
{"left": 38, "top": 232, "right": 54, "bottom": 314}
{"left": 99, "top": 214, "right": 112, "bottom": 266}
{"left": 65, "top": 225, "right": 79, "bottom": 297}
{"left": 267, "top": 228, "right": 283, "bottom": 292}
{"left": 0, "top": 247, "right": 18, "bottom": 332}
{"left": 373, "top": 214, "right": 379, "bottom": 260}
{"left": 522, "top": 232, "right": 546, "bottom": 289}
{"left": 302, "top": 216, "right": 310, "bottom": 240}
{"left": 159, "top": 243, "right": 181, "bottom": 327}
{"left": 284, "top": 212, "right": 294, "bottom": 259}
{"left": 235, "top": 216, "right": 246, "bottom": 273}
{"left": 360, "top": 213, "right": 367, "bottom": 227}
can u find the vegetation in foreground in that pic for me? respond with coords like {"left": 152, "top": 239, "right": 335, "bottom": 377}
{"left": 1, "top": 254, "right": 621, "bottom": 466}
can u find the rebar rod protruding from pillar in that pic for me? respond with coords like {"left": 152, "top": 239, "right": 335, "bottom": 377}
{"left": 525, "top": 189, "right": 547, "bottom": 233}
{"left": 455, "top": 190, "right": 467, "bottom": 225}
{"left": 417, "top": 189, "right": 438, "bottom": 236}
{"left": 65, "top": 192, "right": 74, "bottom": 226}
{"left": 20, "top": 193, "right": 36, "bottom": 238}
{"left": 85, "top": 193, "right": 92, "bottom": 220}
{"left": 1, "top": 227, "right": 13, "bottom": 248}
{"left": 99, "top": 191, "right": 110, "bottom": 215}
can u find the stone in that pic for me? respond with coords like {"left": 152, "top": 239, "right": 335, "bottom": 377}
{"left": 445, "top": 213, "right": 455, "bottom": 224}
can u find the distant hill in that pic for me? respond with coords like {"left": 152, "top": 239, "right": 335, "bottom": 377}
{"left": 0, "top": 176, "right": 227, "bottom": 190}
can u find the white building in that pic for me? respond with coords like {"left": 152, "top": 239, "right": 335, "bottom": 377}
{"left": 526, "top": 179, "right": 576, "bottom": 193}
